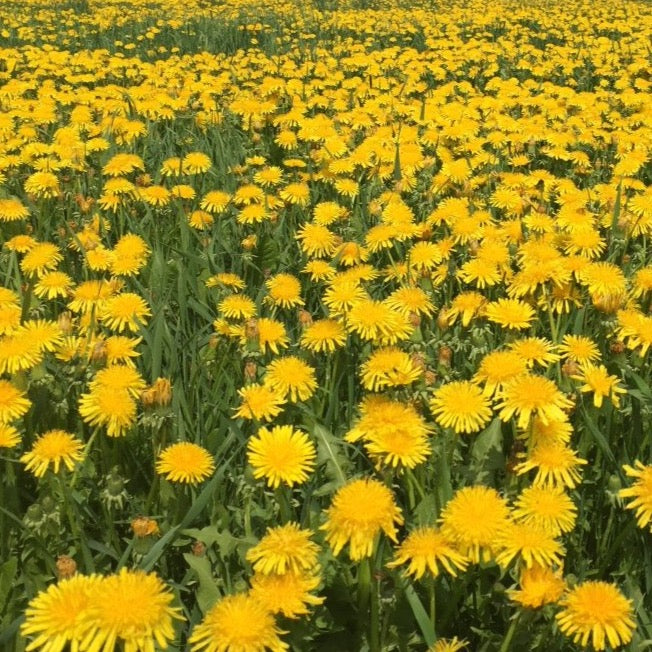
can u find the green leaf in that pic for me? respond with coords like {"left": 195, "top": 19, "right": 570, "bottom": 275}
{"left": 469, "top": 417, "right": 504, "bottom": 483}
{"left": 403, "top": 582, "right": 436, "bottom": 647}
{"left": 0, "top": 557, "right": 17, "bottom": 614}
{"left": 183, "top": 553, "right": 221, "bottom": 614}
{"left": 581, "top": 408, "right": 616, "bottom": 465}
{"left": 312, "top": 423, "right": 347, "bottom": 487}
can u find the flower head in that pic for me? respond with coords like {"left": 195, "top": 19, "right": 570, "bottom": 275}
{"left": 620, "top": 461, "right": 652, "bottom": 531}
{"left": 156, "top": 442, "right": 215, "bottom": 484}
{"left": 556, "top": 581, "right": 635, "bottom": 650}
{"left": 429, "top": 381, "right": 493, "bottom": 434}
{"left": 21, "top": 430, "right": 84, "bottom": 477}
{"left": 189, "top": 592, "right": 288, "bottom": 652}
{"left": 247, "top": 425, "right": 316, "bottom": 488}
{"left": 321, "top": 477, "right": 403, "bottom": 560}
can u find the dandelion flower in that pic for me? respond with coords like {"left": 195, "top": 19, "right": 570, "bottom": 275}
{"left": 265, "top": 274, "right": 304, "bottom": 309}
{"left": 189, "top": 592, "right": 288, "bottom": 652}
{"left": 484, "top": 298, "right": 535, "bottom": 330}
{"left": 321, "top": 477, "right": 403, "bottom": 561}
{"left": 247, "top": 425, "right": 316, "bottom": 488}
{"left": 573, "top": 363, "right": 626, "bottom": 408}
{"left": 264, "top": 357, "right": 317, "bottom": 402}
{"left": 0, "top": 379, "right": 31, "bottom": 422}
{"left": 508, "top": 564, "right": 565, "bottom": 609}
{"left": 234, "top": 383, "right": 286, "bottom": 422}
{"left": 78, "top": 388, "right": 137, "bottom": 437}
{"left": 0, "top": 423, "right": 20, "bottom": 448}
{"left": 495, "top": 521, "right": 564, "bottom": 569}
{"left": 218, "top": 295, "right": 257, "bottom": 320}
{"left": 300, "top": 319, "right": 346, "bottom": 353}
{"left": 20, "top": 243, "right": 62, "bottom": 277}
{"left": 21, "top": 430, "right": 84, "bottom": 477}
{"left": 80, "top": 568, "right": 182, "bottom": 652}
{"left": 429, "top": 381, "right": 492, "bottom": 434}
{"left": 440, "top": 485, "right": 510, "bottom": 563}
{"left": 495, "top": 374, "right": 573, "bottom": 429}
{"left": 0, "top": 197, "right": 29, "bottom": 221}
{"left": 101, "top": 293, "right": 151, "bottom": 332}
{"left": 21, "top": 574, "right": 101, "bottom": 652}
{"left": 474, "top": 351, "right": 528, "bottom": 396}
{"left": 428, "top": 638, "right": 469, "bottom": 652}
{"left": 360, "top": 347, "right": 423, "bottom": 392}
{"left": 387, "top": 526, "right": 469, "bottom": 579}
{"left": 620, "top": 461, "right": 652, "bottom": 531}
{"left": 556, "top": 581, "right": 635, "bottom": 651}
{"left": 512, "top": 485, "right": 577, "bottom": 535}
{"left": 156, "top": 442, "right": 215, "bottom": 484}
{"left": 250, "top": 570, "right": 324, "bottom": 619}
{"left": 558, "top": 334, "right": 600, "bottom": 365}
{"left": 246, "top": 522, "right": 320, "bottom": 575}
{"left": 514, "top": 442, "right": 586, "bottom": 488}
{"left": 182, "top": 151, "right": 212, "bottom": 174}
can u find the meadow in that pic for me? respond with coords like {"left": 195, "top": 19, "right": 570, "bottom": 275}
{"left": 1, "top": 0, "right": 652, "bottom": 649}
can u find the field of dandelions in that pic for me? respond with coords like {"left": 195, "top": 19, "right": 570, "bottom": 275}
{"left": 1, "top": 0, "right": 652, "bottom": 650}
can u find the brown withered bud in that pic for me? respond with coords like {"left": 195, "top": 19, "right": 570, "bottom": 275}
{"left": 140, "top": 387, "right": 157, "bottom": 408}
{"left": 135, "top": 173, "right": 152, "bottom": 187}
{"left": 298, "top": 310, "right": 313, "bottom": 327}
{"left": 409, "top": 312, "right": 421, "bottom": 328}
{"left": 90, "top": 339, "right": 107, "bottom": 363}
{"left": 57, "top": 311, "right": 74, "bottom": 335}
{"left": 208, "top": 334, "right": 220, "bottom": 349}
{"left": 561, "top": 360, "right": 580, "bottom": 378}
{"left": 420, "top": 226, "right": 432, "bottom": 241}
{"left": 622, "top": 255, "right": 631, "bottom": 265}
{"left": 245, "top": 318, "right": 259, "bottom": 340}
{"left": 436, "top": 311, "right": 450, "bottom": 331}
{"left": 151, "top": 378, "right": 172, "bottom": 407}
{"left": 438, "top": 345, "right": 453, "bottom": 367}
{"left": 192, "top": 541, "right": 207, "bottom": 557}
{"left": 424, "top": 370, "right": 438, "bottom": 386}
{"left": 56, "top": 555, "right": 77, "bottom": 580}
{"left": 410, "top": 352, "right": 426, "bottom": 372}
{"left": 610, "top": 340, "right": 626, "bottom": 355}
{"left": 564, "top": 393, "right": 578, "bottom": 415}
{"left": 468, "top": 239, "right": 480, "bottom": 255}
{"left": 131, "top": 516, "right": 160, "bottom": 538}
{"left": 244, "top": 360, "right": 257, "bottom": 381}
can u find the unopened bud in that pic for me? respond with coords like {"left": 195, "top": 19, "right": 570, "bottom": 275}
{"left": 298, "top": 310, "right": 313, "bottom": 327}
{"left": 438, "top": 345, "right": 452, "bottom": 367}
{"left": 56, "top": 555, "right": 77, "bottom": 580}
{"left": 192, "top": 541, "right": 206, "bottom": 557}
{"left": 244, "top": 360, "right": 257, "bottom": 381}
{"left": 131, "top": 516, "right": 160, "bottom": 538}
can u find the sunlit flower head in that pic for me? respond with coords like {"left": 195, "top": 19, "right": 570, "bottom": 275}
{"left": 20, "top": 430, "right": 84, "bottom": 477}
{"left": 156, "top": 442, "right": 215, "bottom": 484}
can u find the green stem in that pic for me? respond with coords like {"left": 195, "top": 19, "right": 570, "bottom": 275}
{"left": 369, "top": 565, "right": 380, "bottom": 652}
{"left": 499, "top": 611, "right": 521, "bottom": 652}
{"left": 59, "top": 473, "right": 95, "bottom": 572}
{"left": 275, "top": 485, "right": 292, "bottom": 523}
{"left": 429, "top": 575, "right": 436, "bottom": 633}
{"left": 358, "top": 557, "right": 371, "bottom": 646}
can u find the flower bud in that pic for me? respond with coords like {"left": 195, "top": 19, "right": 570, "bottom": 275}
{"left": 56, "top": 555, "right": 77, "bottom": 580}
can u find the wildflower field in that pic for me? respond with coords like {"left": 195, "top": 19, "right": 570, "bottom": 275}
{"left": 1, "top": 0, "right": 652, "bottom": 649}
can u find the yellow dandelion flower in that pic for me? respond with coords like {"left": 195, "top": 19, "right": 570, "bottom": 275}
{"left": 360, "top": 347, "right": 422, "bottom": 392}
{"left": 189, "top": 592, "right": 288, "bottom": 652}
{"left": 514, "top": 442, "right": 586, "bottom": 489}
{"left": 429, "top": 381, "right": 493, "bottom": 434}
{"left": 573, "top": 363, "right": 627, "bottom": 409}
{"left": 321, "top": 477, "right": 403, "bottom": 561}
{"left": 80, "top": 568, "right": 182, "bottom": 652}
{"left": 484, "top": 298, "right": 535, "bottom": 330}
{"left": 255, "top": 318, "right": 290, "bottom": 354}
{"left": 512, "top": 485, "right": 577, "bottom": 536}
{"left": 387, "top": 526, "right": 469, "bottom": 579}
{"left": 246, "top": 522, "right": 320, "bottom": 575}
{"left": 264, "top": 356, "right": 317, "bottom": 402}
{"left": 20, "top": 242, "right": 62, "bottom": 277}
{"left": 495, "top": 373, "right": 573, "bottom": 429}
{"left": 556, "top": 581, "right": 635, "bottom": 651}
{"left": 234, "top": 383, "right": 286, "bottom": 422}
{"left": 474, "top": 350, "right": 528, "bottom": 396}
{"left": 620, "top": 461, "right": 652, "bottom": 531}
{"left": 300, "top": 319, "right": 346, "bottom": 353}
{"left": 250, "top": 570, "right": 324, "bottom": 619}
{"left": 0, "top": 328, "right": 44, "bottom": 374}
{"left": 21, "top": 574, "right": 101, "bottom": 652}
{"left": 0, "top": 197, "right": 29, "bottom": 221}
{"left": 0, "top": 423, "right": 20, "bottom": 448}
{"left": 201, "top": 191, "right": 231, "bottom": 214}
{"left": 558, "top": 335, "right": 600, "bottom": 365}
{"left": 440, "top": 485, "right": 510, "bottom": 563}
{"left": 446, "top": 291, "right": 485, "bottom": 327}
{"left": 156, "top": 442, "right": 215, "bottom": 484}
{"left": 78, "top": 388, "right": 137, "bottom": 438}
{"left": 266, "top": 273, "right": 303, "bottom": 309}
{"left": 247, "top": 425, "right": 316, "bottom": 488}
{"left": 101, "top": 293, "right": 151, "bottom": 332}
{"left": 495, "top": 521, "right": 563, "bottom": 569}
{"left": 508, "top": 337, "right": 559, "bottom": 368}
{"left": 34, "top": 271, "right": 73, "bottom": 299}
{"left": 0, "top": 379, "right": 31, "bottom": 422}
{"left": 508, "top": 564, "right": 565, "bottom": 609}
{"left": 20, "top": 430, "right": 84, "bottom": 477}
{"left": 428, "top": 637, "right": 469, "bottom": 652}
{"left": 182, "top": 151, "right": 212, "bottom": 174}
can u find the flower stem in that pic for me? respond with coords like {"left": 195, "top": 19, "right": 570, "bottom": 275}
{"left": 499, "top": 611, "right": 521, "bottom": 652}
